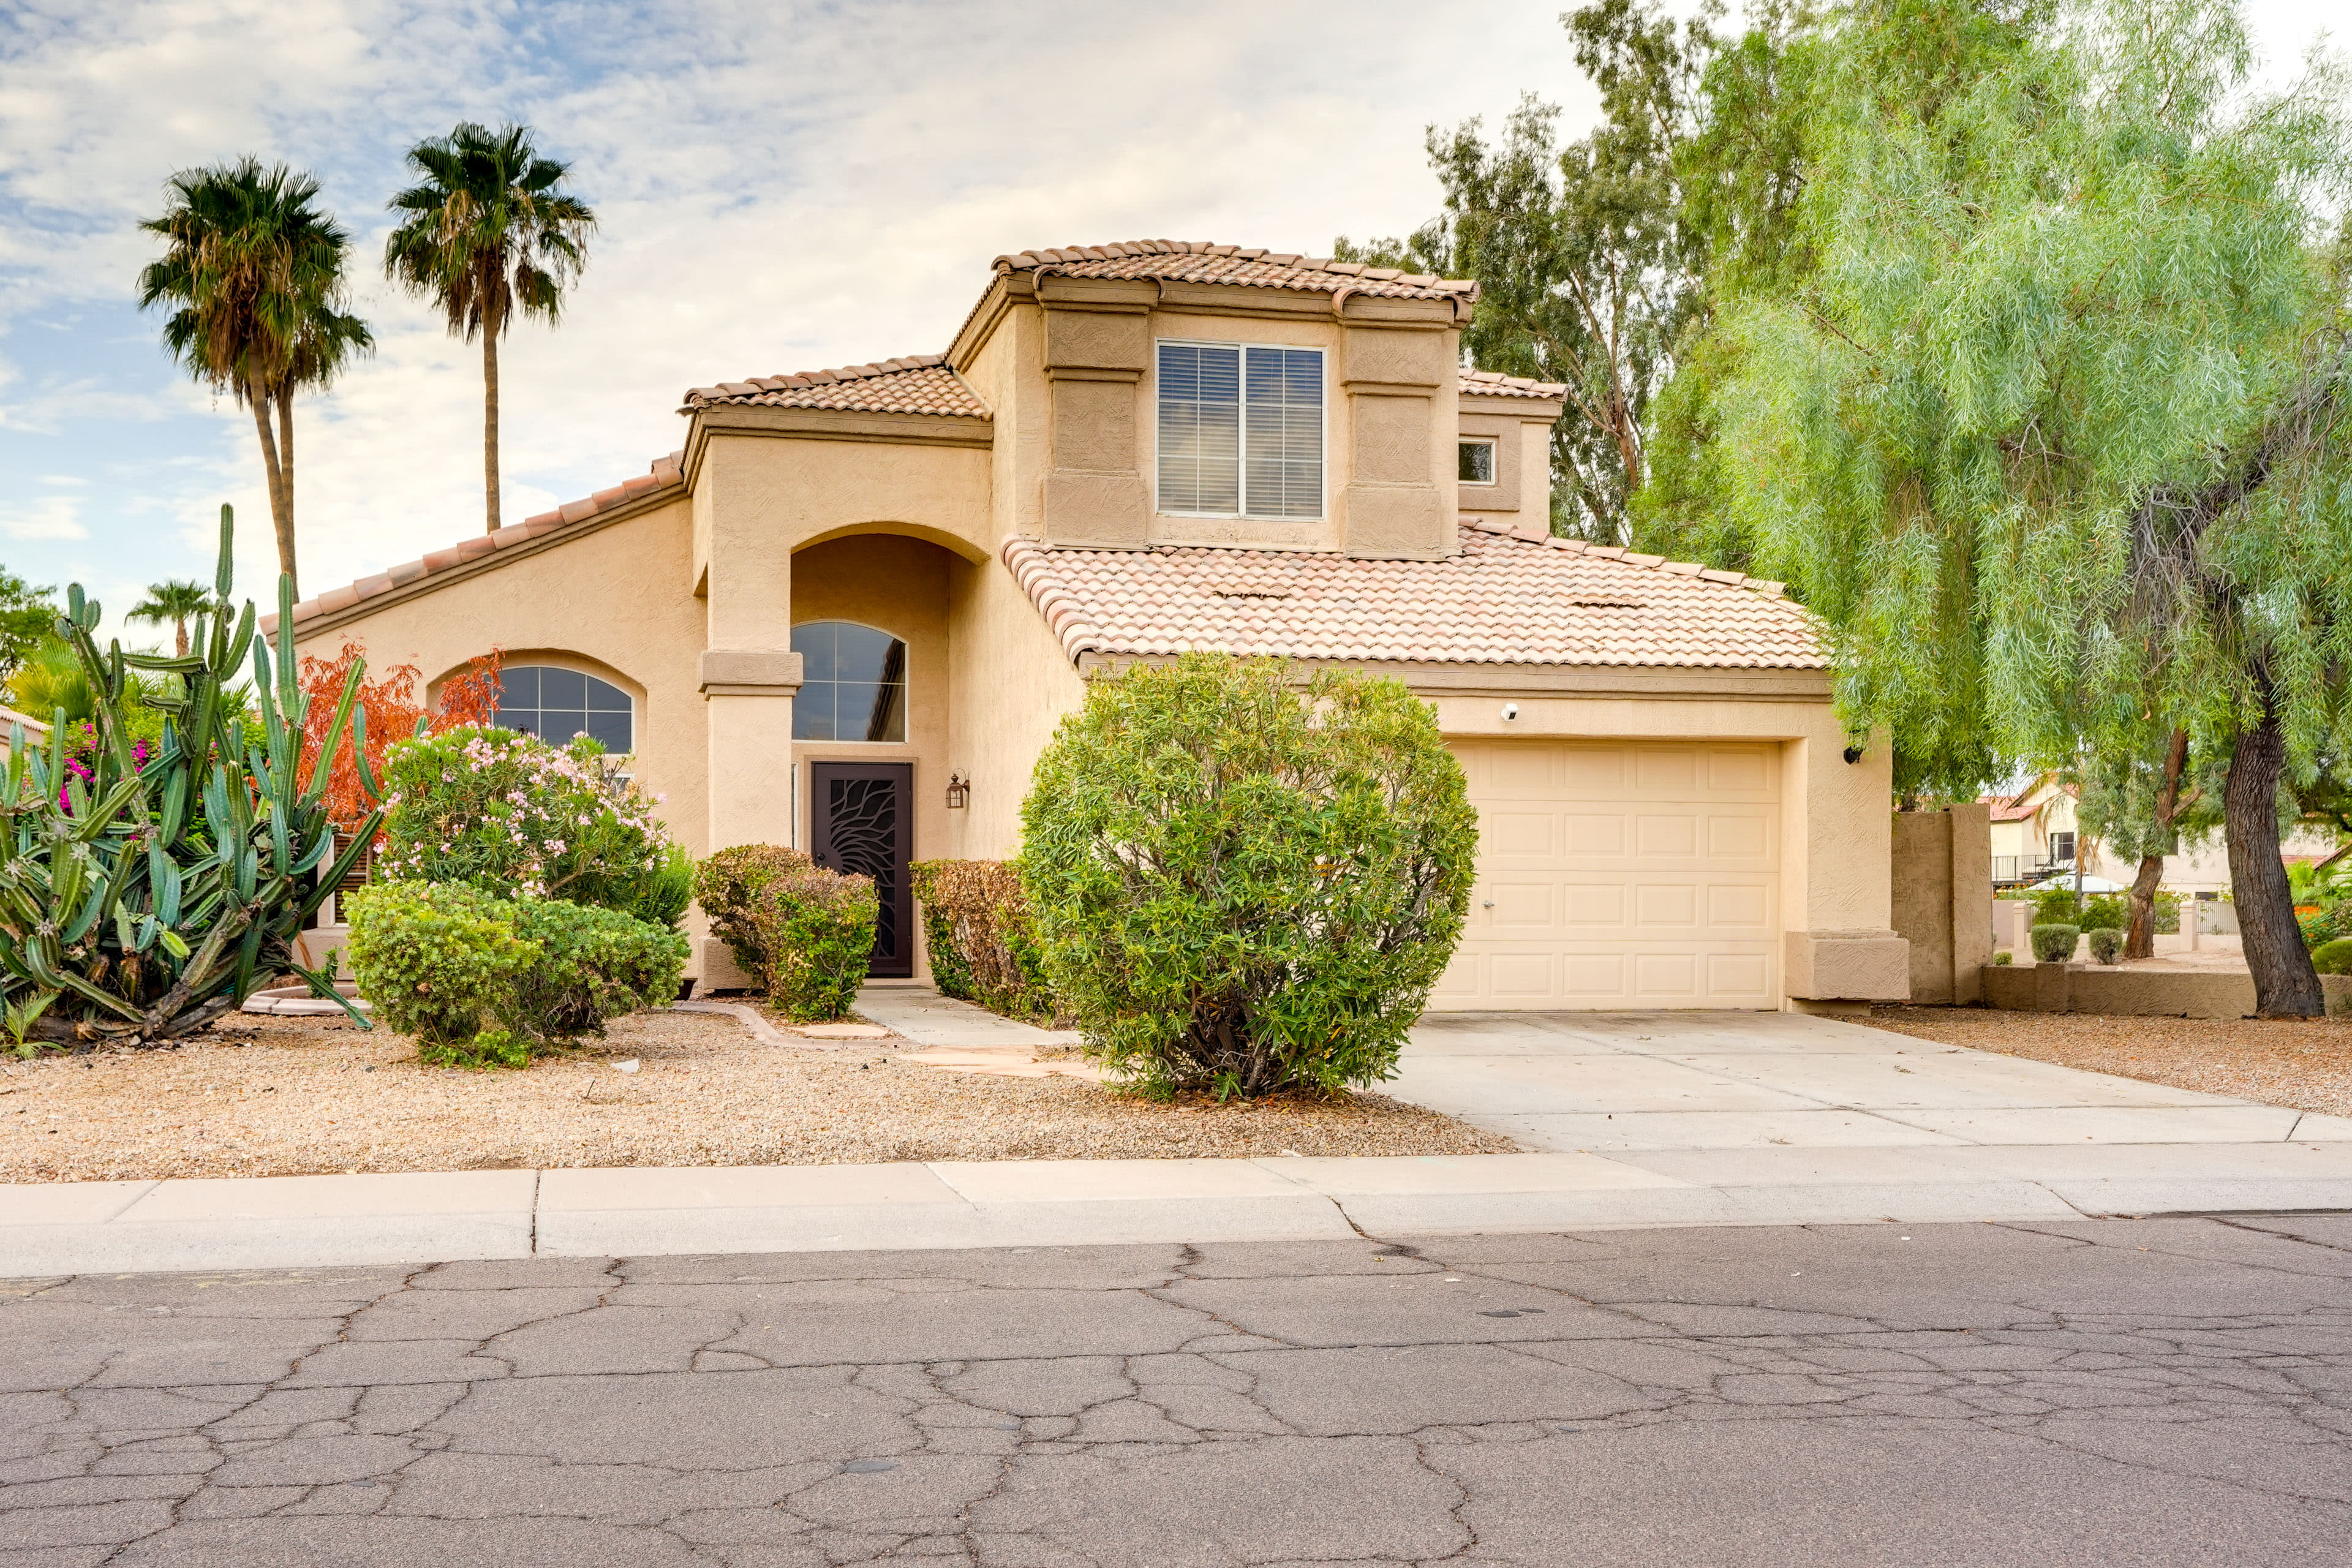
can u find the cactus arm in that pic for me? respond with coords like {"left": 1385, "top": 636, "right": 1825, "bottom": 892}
{"left": 282, "top": 952, "right": 372, "bottom": 1030}
{"left": 301, "top": 660, "right": 364, "bottom": 810}
{"left": 351, "top": 702, "right": 379, "bottom": 800}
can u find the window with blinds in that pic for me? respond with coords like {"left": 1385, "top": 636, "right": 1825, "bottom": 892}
{"left": 1156, "top": 341, "right": 1324, "bottom": 519}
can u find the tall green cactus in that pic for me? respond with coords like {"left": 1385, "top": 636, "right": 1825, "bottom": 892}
{"left": 0, "top": 506, "right": 380, "bottom": 1045}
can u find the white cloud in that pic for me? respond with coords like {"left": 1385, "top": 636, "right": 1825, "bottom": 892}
{"left": 2, "top": 0, "right": 2334, "bottom": 609}
{"left": 2, "top": 495, "right": 86, "bottom": 540}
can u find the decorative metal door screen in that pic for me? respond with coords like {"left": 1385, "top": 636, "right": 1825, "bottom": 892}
{"left": 809, "top": 762, "right": 914, "bottom": 978}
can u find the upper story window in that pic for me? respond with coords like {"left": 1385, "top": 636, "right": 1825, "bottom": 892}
{"left": 496, "top": 666, "right": 632, "bottom": 753}
{"left": 793, "top": 621, "right": 907, "bottom": 742}
{"left": 1156, "top": 341, "right": 1324, "bottom": 519}
{"left": 1458, "top": 439, "right": 1496, "bottom": 485}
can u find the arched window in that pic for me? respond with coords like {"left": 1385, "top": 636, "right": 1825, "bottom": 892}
{"left": 495, "top": 666, "right": 633, "bottom": 753}
{"left": 793, "top": 622, "right": 907, "bottom": 742}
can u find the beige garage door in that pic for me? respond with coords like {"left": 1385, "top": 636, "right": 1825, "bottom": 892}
{"left": 1432, "top": 740, "right": 1782, "bottom": 1010}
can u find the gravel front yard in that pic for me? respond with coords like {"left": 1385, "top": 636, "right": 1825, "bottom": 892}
{"left": 0, "top": 1009, "right": 1513, "bottom": 1182}
{"left": 1869, "top": 1005, "right": 2352, "bottom": 1119}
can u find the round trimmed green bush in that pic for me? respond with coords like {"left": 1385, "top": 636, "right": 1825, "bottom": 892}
{"left": 508, "top": 899, "right": 688, "bottom": 1046}
{"left": 692, "top": 844, "right": 813, "bottom": 983}
{"left": 2030, "top": 922, "right": 2081, "bottom": 963}
{"left": 2086, "top": 927, "right": 2125, "bottom": 964}
{"left": 2311, "top": 938, "right": 2352, "bottom": 976}
{"left": 747, "top": 866, "right": 878, "bottom": 1022}
{"left": 1018, "top": 654, "right": 1477, "bottom": 1099}
{"left": 346, "top": 883, "right": 538, "bottom": 1048}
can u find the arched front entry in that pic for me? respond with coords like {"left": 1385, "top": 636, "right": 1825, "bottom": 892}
{"left": 788, "top": 532, "right": 961, "bottom": 979}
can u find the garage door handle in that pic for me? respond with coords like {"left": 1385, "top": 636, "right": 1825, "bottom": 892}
{"left": 1482, "top": 900, "right": 1494, "bottom": 908}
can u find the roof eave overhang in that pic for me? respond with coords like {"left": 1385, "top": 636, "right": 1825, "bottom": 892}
{"left": 1068, "top": 651, "right": 1831, "bottom": 701}
{"left": 682, "top": 402, "right": 995, "bottom": 488}
{"left": 276, "top": 481, "right": 685, "bottom": 644}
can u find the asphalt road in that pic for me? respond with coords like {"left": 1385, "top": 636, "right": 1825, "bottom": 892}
{"left": 3, "top": 1216, "right": 2348, "bottom": 1566}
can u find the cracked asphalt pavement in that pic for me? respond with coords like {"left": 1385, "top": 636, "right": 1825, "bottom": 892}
{"left": 3, "top": 1215, "right": 2348, "bottom": 1566}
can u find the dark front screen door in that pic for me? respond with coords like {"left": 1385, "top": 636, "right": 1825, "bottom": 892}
{"left": 809, "top": 762, "right": 914, "bottom": 978}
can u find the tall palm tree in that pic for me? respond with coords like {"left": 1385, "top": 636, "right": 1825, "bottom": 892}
{"left": 136, "top": 159, "right": 372, "bottom": 595}
{"left": 384, "top": 123, "right": 597, "bottom": 534}
{"left": 126, "top": 580, "right": 217, "bottom": 657}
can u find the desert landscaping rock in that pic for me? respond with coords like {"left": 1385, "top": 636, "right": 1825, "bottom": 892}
{"left": 1870, "top": 1006, "right": 2352, "bottom": 1120}
{"left": 0, "top": 1010, "right": 1513, "bottom": 1184}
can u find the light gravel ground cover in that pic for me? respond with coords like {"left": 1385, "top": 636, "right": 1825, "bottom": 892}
{"left": 0, "top": 1009, "right": 1512, "bottom": 1183}
{"left": 1870, "top": 1004, "right": 2352, "bottom": 1118}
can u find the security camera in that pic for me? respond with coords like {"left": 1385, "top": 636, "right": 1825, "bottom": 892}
{"left": 1501, "top": 703, "right": 1520, "bottom": 722}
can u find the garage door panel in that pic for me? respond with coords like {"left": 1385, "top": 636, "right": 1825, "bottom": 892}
{"left": 1484, "top": 812, "right": 1555, "bottom": 858}
{"left": 1635, "top": 815, "right": 1700, "bottom": 858}
{"left": 1450, "top": 739, "right": 1782, "bottom": 1010}
{"left": 1562, "top": 814, "right": 1627, "bottom": 856}
{"left": 1706, "top": 811, "right": 1773, "bottom": 859}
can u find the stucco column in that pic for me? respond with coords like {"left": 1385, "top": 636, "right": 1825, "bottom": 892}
{"left": 1781, "top": 734, "right": 1910, "bottom": 1009}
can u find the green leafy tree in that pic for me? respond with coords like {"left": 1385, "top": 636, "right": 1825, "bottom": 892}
{"left": 384, "top": 123, "right": 597, "bottom": 535}
{"left": 125, "top": 579, "right": 217, "bottom": 658}
{"left": 1018, "top": 655, "right": 1477, "bottom": 1099}
{"left": 1338, "top": 1, "right": 1823, "bottom": 543}
{"left": 1672, "top": 0, "right": 2351, "bottom": 1014}
{"left": 136, "top": 160, "right": 372, "bottom": 594}
{"left": 0, "top": 569, "right": 56, "bottom": 685}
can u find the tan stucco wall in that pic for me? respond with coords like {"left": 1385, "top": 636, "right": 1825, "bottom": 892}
{"left": 944, "top": 552, "right": 1088, "bottom": 859}
{"left": 1453, "top": 397, "right": 1561, "bottom": 530}
{"left": 1891, "top": 804, "right": 1992, "bottom": 1005}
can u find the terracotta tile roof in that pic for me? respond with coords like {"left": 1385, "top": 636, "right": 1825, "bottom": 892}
{"left": 1459, "top": 368, "right": 1567, "bottom": 401}
{"left": 682, "top": 355, "right": 987, "bottom": 418}
{"left": 1003, "top": 516, "right": 1819, "bottom": 671}
{"left": 262, "top": 452, "right": 685, "bottom": 635}
{"left": 993, "top": 240, "right": 1477, "bottom": 304}
{"left": 1982, "top": 793, "right": 2043, "bottom": 823}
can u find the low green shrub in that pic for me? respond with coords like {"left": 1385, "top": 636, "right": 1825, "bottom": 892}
{"left": 692, "top": 844, "right": 812, "bottom": 982}
{"left": 507, "top": 900, "right": 688, "bottom": 1046}
{"left": 2312, "top": 938, "right": 2352, "bottom": 976}
{"left": 2030, "top": 923, "right": 2081, "bottom": 963}
{"left": 1992, "top": 950, "right": 2014, "bottom": 965}
{"left": 345, "top": 883, "right": 538, "bottom": 1047}
{"left": 349, "top": 884, "right": 680, "bottom": 1055}
{"left": 748, "top": 864, "right": 878, "bottom": 1021}
{"left": 910, "top": 859, "right": 1056, "bottom": 1023}
{"left": 2079, "top": 895, "right": 2128, "bottom": 934}
{"left": 418, "top": 1027, "right": 532, "bottom": 1071}
{"left": 1019, "top": 654, "right": 1477, "bottom": 1099}
{"left": 2032, "top": 887, "right": 2081, "bottom": 924}
{"left": 2086, "top": 927, "right": 2125, "bottom": 964}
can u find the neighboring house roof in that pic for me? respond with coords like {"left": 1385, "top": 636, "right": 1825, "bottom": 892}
{"left": 1459, "top": 369, "right": 1568, "bottom": 401}
{"left": 1003, "top": 516, "right": 1817, "bottom": 670}
{"left": 0, "top": 703, "right": 50, "bottom": 735}
{"left": 991, "top": 239, "right": 1476, "bottom": 304}
{"left": 1982, "top": 793, "right": 2042, "bottom": 823}
{"left": 682, "top": 355, "right": 989, "bottom": 418}
{"left": 263, "top": 452, "right": 685, "bottom": 634}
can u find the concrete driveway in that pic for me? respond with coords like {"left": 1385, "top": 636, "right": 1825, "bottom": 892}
{"left": 1393, "top": 1009, "right": 2351, "bottom": 1153}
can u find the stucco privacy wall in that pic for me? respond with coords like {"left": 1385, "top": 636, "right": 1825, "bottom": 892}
{"left": 944, "top": 552, "right": 1088, "bottom": 859}
{"left": 1891, "top": 804, "right": 1993, "bottom": 1005}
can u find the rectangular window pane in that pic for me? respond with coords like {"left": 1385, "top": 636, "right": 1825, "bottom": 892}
{"left": 791, "top": 623, "right": 838, "bottom": 684}
{"left": 1459, "top": 440, "right": 1495, "bottom": 484}
{"left": 586, "top": 712, "right": 633, "bottom": 753}
{"left": 542, "top": 709, "right": 589, "bottom": 744}
{"left": 793, "top": 685, "right": 835, "bottom": 741}
{"left": 498, "top": 667, "right": 539, "bottom": 707}
{"left": 1156, "top": 342, "right": 1240, "bottom": 515}
{"left": 539, "top": 668, "right": 587, "bottom": 710}
{"left": 1243, "top": 347, "right": 1322, "bottom": 519}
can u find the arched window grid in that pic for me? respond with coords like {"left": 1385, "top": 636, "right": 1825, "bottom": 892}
{"left": 792, "top": 621, "right": 908, "bottom": 744}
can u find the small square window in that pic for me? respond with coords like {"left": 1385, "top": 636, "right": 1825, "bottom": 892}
{"left": 1459, "top": 440, "right": 1496, "bottom": 484}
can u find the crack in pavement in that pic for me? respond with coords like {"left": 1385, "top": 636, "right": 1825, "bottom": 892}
{"left": 2, "top": 1215, "right": 2348, "bottom": 1566}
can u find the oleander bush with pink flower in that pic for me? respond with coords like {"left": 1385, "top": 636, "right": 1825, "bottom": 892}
{"left": 377, "top": 725, "right": 673, "bottom": 911}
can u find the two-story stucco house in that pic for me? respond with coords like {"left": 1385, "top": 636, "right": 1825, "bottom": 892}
{"left": 270, "top": 239, "right": 1907, "bottom": 1011}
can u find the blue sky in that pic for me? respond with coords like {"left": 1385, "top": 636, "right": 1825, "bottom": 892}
{"left": 0, "top": 0, "right": 2338, "bottom": 641}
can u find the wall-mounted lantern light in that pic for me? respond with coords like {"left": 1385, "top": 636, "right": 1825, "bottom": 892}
{"left": 946, "top": 772, "right": 970, "bottom": 810}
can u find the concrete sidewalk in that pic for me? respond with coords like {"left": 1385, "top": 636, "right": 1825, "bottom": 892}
{"left": 10, "top": 1003, "right": 2352, "bottom": 1278}
{"left": 10, "top": 1138, "right": 2352, "bottom": 1276}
